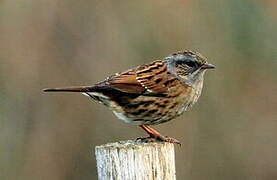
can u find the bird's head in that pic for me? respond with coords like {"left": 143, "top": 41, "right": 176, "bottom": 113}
{"left": 165, "top": 50, "right": 215, "bottom": 85}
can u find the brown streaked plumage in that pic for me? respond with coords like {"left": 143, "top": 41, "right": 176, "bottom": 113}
{"left": 43, "top": 50, "right": 215, "bottom": 144}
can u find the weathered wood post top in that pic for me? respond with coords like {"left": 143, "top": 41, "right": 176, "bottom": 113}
{"left": 95, "top": 140, "right": 176, "bottom": 180}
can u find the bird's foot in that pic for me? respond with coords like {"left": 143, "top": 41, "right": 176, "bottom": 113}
{"left": 162, "top": 136, "right": 181, "bottom": 145}
{"left": 136, "top": 136, "right": 181, "bottom": 145}
{"left": 138, "top": 125, "right": 181, "bottom": 145}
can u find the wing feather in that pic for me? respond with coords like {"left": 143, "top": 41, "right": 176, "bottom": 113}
{"left": 103, "top": 70, "right": 145, "bottom": 94}
{"left": 98, "top": 60, "right": 172, "bottom": 95}
{"left": 136, "top": 60, "right": 170, "bottom": 93}
{"left": 44, "top": 60, "right": 175, "bottom": 97}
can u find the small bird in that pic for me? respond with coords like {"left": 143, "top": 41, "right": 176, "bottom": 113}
{"left": 43, "top": 50, "right": 215, "bottom": 144}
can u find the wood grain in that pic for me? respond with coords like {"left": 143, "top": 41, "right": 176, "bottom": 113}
{"left": 95, "top": 140, "right": 176, "bottom": 180}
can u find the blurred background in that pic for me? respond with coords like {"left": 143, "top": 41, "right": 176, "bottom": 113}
{"left": 1, "top": 0, "right": 276, "bottom": 179}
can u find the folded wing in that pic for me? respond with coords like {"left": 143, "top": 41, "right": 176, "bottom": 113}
{"left": 43, "top": 60, "right": 172, "bottom": 97}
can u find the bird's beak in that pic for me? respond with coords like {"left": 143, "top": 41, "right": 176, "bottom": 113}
{"left": 201, "top": 63, "right": 216, "bottom": 69}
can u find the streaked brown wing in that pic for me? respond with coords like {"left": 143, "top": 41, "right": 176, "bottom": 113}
{"left": 43, "top": 60, "right": 173, "bottom": 97}
{"left": 43, "top": 70, "right": 145, "bottom": 94}
{"left": 136, "top": 60, "right": 170, "bottom": 94}
{"left": 100, "top": 60, "right": 170, "bottom": 95}
{"left": 100, "top": 69, "right": 146, "bottom": 94}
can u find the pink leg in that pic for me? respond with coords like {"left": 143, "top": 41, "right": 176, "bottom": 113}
{"left": 139, "top": 125, "right": 181, "bottom": 145}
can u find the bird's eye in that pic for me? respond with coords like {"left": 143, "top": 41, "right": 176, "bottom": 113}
{"left": 186, "top": 61, "right": 196, "bottom": 67}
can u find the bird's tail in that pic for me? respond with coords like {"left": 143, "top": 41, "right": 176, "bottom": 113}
{"left": 43, "top": 86, "right": 93, "bottom": 92}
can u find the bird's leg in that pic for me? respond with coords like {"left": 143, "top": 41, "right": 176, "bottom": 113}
{"left": 138, "top": 125, "right": 181, "bottom": 145}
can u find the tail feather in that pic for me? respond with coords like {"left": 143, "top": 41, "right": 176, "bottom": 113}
{"left": 43, "top": 86, "right": 92, "bottom": 92}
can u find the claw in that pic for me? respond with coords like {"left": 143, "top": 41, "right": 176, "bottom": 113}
{"left": 136, "top": 136, "right": 181, "bottom": 145}
{"left": 163, "top": 137, "right": 181, "bottom": 145}
{"left": 139, "top": 125, "right": 181, "bottom": 145}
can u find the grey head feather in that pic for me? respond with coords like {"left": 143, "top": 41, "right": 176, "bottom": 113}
{"left": 164, "top": 51, "right": 207, "bottom": 86}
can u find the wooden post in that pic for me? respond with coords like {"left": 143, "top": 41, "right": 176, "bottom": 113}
{"left": 95, "top": 140, "right": 176, "bottom": 180}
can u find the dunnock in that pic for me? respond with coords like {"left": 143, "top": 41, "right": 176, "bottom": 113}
{"left": 44, "top": 50, "right": 215, "bottom": 144}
